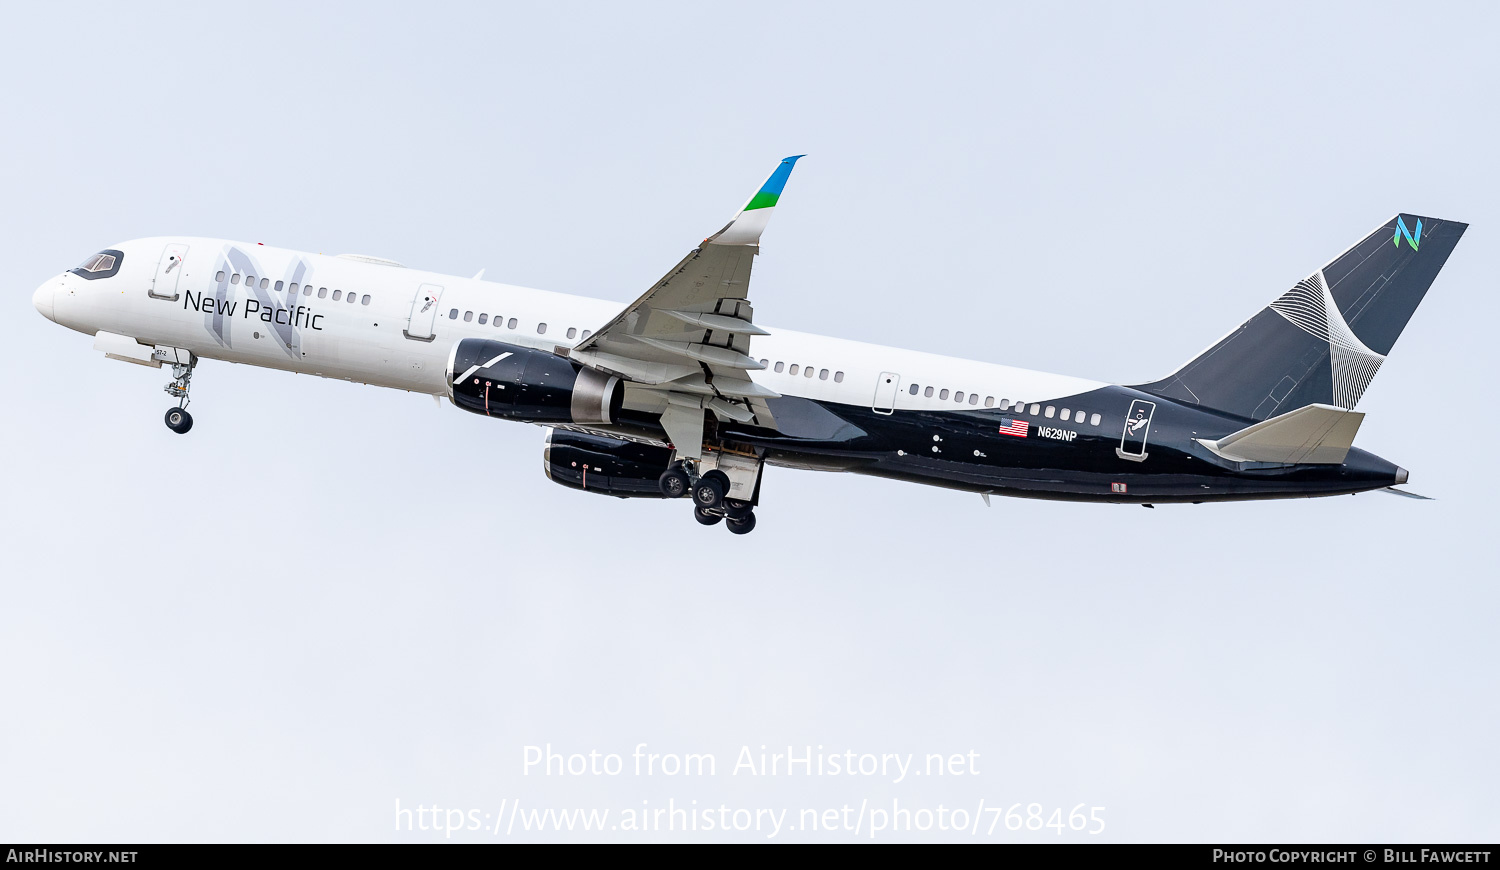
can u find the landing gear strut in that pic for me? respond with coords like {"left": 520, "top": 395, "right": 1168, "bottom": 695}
{"left": 687, "top": 456, "right": 762, "bottom": 533}
{"left": 664, "top": 450, "right": 763, "bottom": 534}
{"left": 163, "top": 361, "right": 195, "bottom": 434}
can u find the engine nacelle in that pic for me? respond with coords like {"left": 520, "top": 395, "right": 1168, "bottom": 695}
{"left": 543, "top": 429, "right": 675, "bottom": 498}
{"left": 447, "top": 339, "right": 623, "bottom": 425}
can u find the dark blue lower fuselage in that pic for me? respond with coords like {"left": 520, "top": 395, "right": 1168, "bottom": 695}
{"left": 707, "top": 386, "right": 1402, "bottom": 504}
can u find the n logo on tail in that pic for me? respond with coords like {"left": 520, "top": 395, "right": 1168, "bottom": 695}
{"left": 1394, "top": 216, "right": 1422, "bottom": 251}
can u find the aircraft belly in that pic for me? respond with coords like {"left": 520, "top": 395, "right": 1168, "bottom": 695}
{"left": 727, "top": 391, "right": 1398, "bottom": 503}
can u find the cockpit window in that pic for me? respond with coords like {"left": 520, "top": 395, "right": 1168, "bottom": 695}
{"left": 70, "top": 249, "right": 124, "bottom": 280}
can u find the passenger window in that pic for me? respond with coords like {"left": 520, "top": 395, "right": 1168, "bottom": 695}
{"left": 348, "top": 292, "right": 357, "bottom": 303}
{"left": 216, "top": 270, "right": 226, "bottom": 282}
{"left": 245, "top": 275, "right": 256, "bottom": 286}
{"left": 537, "top": 323, "right": 547, "bottom": 334}
{"left": 567, "top": 327, "right": 577, "bottom": 339}
{"left": 819, "top": 369, "right": 829, "bottom": 380}
{"left": 290, "top": 283, "right": 299, "bottom": 293}
{"left": 361, "top": 294, "right": 371, "bottom": 305}
{"left": 582, "top": 330, "right": 592, "bottom": 339}
{"left": 507, "top": 318, "right": 517, "bottom": 329}
{"left": 1060, "top": 409, "right": 1071, "bottom": 421}
{"left": 955, "top": 391, "right": 964, "bottom": 402}
{"left": 924, "top": 386, "right": 934, "bottom": 397}
{"left": 789, "top": 364, "right": 800, "bottom": 376}
{"left": 333, "top": 290, "right": 342, "bottom": 301}
{"left": 1029, "top": 404, "right": 1040, "bottom": 415}
{"left": 230, "top": 273, "right": 241, "bottom": 285}
{"left": 968, "top": 394, "right": 978, "bottom": 405}
{"left": 1091, "top": 413, "right": 1102, "bottom": 426}
{"left": 774, "top": 362, "right": 784, "bottom": 373}
{"left": 260, "top": 278, "right": 269, "bottom": 290}
{"left": 834, "top": 371, "right": 844, "bottom": 383}
{"left": 759, "top": 359, "right": 768, "bottom": 367}
{"left": 478, "top": 314, "right": 488, "bottom": 324}
{"left": 304, "top": 285, "right": 313, "bottom": 296}
{"left": 985, "top": 396, "right": 994, "bottom": 407}
{"left": 274, "top": 280, "right": 284, "bottom": 292}
{"left": 939, "top": 389, "right": 950, "bottom": 400}
{"left": 1045, "top": 406, "right": 1055, "bottom": 418}
{"left": 449, "top": 308, "right": 458, "bottom": 319}
{"left": 463, "top": 311, "right": 473, "bottom": 322}
{"left": 804, "top": 366, "right": 814, "bottom": 378}
{"left": 909, "top": 384, "right": 920, "bottom": 395}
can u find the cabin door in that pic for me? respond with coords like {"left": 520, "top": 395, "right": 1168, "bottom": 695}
{"left": 404, "top": 283, "right": 444, "bottom": 341}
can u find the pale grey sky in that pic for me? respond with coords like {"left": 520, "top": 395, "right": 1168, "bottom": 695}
{"left": 1, "top": 1, "right": 1495, "bottom": 842}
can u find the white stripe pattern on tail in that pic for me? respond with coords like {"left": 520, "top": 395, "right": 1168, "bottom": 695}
{"left": 1268, "top": 270, "right": 1385, "bottom": 410}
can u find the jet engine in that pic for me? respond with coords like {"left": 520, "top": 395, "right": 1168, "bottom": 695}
{"left": 447, "top": 339, "right": 623, "bottom": 425}
{"left": 543, "top": 429, "right": 676, "bottom": 498}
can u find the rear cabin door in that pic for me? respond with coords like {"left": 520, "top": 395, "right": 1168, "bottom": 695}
{"left": 404, "top": 283, "right": 444, "bottom": 341}
{"left": 1117, "top": 399, "right": 1156, "bottom": 461}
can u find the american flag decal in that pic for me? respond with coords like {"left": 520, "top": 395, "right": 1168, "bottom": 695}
{"left": 998, "top": 418, "right": 1029, "bottom": 438}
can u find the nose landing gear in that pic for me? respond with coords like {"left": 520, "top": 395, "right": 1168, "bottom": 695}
{"left": 164, "top": 406, "right": 193, "bottom": 434}
{"left": 163, "top": 361, "right": 195, "bottom": 434}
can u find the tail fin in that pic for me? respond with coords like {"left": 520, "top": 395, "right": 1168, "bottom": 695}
{"left": 1137, "top": 214, "right": 1466, "bottom": 420}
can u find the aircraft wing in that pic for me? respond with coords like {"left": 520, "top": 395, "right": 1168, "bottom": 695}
{"left": 565, "top": 156, "right": 803, "bottom": 458}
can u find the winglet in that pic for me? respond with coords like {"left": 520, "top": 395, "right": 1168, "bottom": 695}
{"left": 711, "top": 155, "right": 805, "bottom": 247}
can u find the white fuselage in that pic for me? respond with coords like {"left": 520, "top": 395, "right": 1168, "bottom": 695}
{"left": 35, "top": 237, "right": 1104, "bottom": 415}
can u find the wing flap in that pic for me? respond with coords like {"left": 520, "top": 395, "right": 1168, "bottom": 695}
{"left": 630, "top": 335, "right": 766, "bottom": 369}
{"left": 666, "top": 372, "right": 781, "bottom": 399}
{"left": 568, "top": 349, "right": 699, "bottom": 385}
{"left": 660, "top": 309, "right": 771, "bottom": 335}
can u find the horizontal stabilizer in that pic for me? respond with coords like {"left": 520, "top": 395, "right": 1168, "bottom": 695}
{"left": 1378, "top": 486, "right": 1433, "bottom": 500}
{"left": 1198, "top": 403, "right": 1363, "bottom": 465}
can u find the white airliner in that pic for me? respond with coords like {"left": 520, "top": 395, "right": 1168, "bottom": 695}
{"left": 32, "top": 157, "right": 1463, "bottom": 533}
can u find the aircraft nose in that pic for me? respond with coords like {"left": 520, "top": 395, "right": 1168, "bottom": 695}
{"left": 33, "top": 278, "right": 55, "bottom": 321}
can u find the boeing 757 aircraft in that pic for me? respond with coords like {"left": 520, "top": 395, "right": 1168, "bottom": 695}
{"left": 32, "top": 157, "right": 1463, "bottom": 533}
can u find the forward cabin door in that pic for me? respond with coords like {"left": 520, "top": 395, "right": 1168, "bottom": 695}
{"left": 149, "top": 242, "right": 190, "bottom": 301}
{"left": 873, "top": 371, "right": 901, "bottom": 415}
{"left": 404, "top": 283, "right": 443, "bottom": 341}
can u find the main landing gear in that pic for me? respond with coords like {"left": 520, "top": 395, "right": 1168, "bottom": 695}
{"left": 658, "top": 458, "right": 760, "bottom": 535}
{"left": 163, "top": 360, "right": 195, "bottom": 434}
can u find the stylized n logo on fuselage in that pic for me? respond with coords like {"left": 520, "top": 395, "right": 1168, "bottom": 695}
{"left": 1394, "top": 216, "right": 1422, "bottom": 251}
